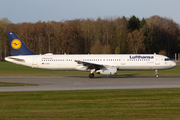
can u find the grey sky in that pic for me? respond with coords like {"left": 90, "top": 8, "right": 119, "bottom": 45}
{"left": 0, "top": 0, "right": 180, "bottom": 24}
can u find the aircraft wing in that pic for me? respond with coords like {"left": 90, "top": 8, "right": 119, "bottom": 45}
{"left": 75, "top": 60, "right": 104, "bottom": 70}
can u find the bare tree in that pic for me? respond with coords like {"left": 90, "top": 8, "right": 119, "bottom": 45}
{"left": 127, "top": 29, "right": 146, "bottom": 54}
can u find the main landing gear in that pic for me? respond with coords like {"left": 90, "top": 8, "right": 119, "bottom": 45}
{"left": 155, "top": 69, "right": 159, "bottom": 78}
{"left": 89, "top": 69, "right": 95, "bottom": 78}
{"left": 89, "top": 73, "right": 94, "bottom": 78}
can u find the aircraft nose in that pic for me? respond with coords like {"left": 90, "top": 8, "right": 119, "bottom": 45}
{"left": 171, "top": 61, "right": 177, "bottom": 67}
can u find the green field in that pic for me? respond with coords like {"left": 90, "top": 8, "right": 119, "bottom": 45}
{"left": 0, "top": 89, "right": 180, "bottom": 119}
{"left": 0, "top": 61, "right": 179, "bottom": 76}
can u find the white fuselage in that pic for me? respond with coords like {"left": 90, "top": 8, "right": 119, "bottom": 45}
{"left": 5, "top": 54, "right": 177, "bottom": 71}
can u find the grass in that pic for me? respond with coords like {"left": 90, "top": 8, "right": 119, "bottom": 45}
{"left": 0, "top": 89, "right": 180, "bottom": 119}
{"left": 0, "top": 82, "right": 37, "bottom": 87}
{"left": 0, "top": 61, "right": 179, "bottom": 76}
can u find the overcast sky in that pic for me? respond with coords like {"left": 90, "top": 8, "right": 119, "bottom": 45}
{"left": 1, "top": 0, "right": 180, "bottom": 24}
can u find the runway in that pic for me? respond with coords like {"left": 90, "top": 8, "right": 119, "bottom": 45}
{"left": 0, "top": 76, "right": 180, "bottom": 92}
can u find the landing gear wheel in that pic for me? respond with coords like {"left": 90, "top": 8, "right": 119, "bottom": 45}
{"left": 89, "top": 73, "right": 94, "bottom": 78}
{"left": 156, "top": 74, "right": 159, "bottom": 78}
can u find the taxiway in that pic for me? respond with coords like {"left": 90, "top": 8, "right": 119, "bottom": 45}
{"left": 0, "top": 76, "right": 180, "bottom": 92}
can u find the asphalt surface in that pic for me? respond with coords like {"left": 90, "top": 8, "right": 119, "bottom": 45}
{"left": 0, "top": 76, "right": 180, "bottom": 92}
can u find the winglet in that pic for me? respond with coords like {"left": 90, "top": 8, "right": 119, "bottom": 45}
{"left": 7, "top": 32, "right": 35, "bottom": 56}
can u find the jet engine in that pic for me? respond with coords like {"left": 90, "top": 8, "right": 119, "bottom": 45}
{"left": 75, "top": 65, "right": 88, "bottom": 71}
{"left": 96, "top": 66, "right": 117, "bottom": 75}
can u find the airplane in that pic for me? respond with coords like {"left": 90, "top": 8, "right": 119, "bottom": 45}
{"left": 5, "top": 32, "right": 177, "bottom": 78}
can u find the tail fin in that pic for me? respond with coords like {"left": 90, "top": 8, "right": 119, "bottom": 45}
{"left": 7, "top": 32, "right": 35, "bottom": 56}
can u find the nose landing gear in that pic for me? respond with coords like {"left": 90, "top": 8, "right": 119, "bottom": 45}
{"left": 155, "top": 70, "right": 159, "bottom": 78}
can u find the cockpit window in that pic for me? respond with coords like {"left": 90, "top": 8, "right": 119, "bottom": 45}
{"left": 164, "top": 58, "right": 171, "bottom": 61}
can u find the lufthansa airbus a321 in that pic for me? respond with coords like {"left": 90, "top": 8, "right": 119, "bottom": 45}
{"left": 5, "top": 32, "right": 177, "bottom": 78}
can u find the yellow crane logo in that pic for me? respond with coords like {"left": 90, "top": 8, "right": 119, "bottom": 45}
{"left": 11, "top": 39, "right": 22, "bottom": 49}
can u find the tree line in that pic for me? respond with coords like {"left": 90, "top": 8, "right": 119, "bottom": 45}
{"left": 0, "top": 15, "right": 180, "bottom": 60}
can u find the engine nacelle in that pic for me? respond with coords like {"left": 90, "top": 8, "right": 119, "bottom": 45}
{"left": 75, "top": 65, "right": 88, "bottom": 71}
{"left": 96, "top": 66, "right": 117, "bottom": 75}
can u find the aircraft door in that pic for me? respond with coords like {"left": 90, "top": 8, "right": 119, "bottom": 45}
{"left": 32, "top": 57, "right": 37, "bottom": 67}
{"left": 155, "top": 56, "right": 160, "bottom": 65}
{"left": 121, "top": 58, "right": 126, "bottom": 65}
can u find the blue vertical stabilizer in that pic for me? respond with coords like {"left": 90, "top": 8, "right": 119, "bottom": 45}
{"left": 7, "top": 32, "right": 35, "bottom": 56}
